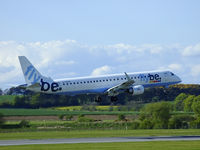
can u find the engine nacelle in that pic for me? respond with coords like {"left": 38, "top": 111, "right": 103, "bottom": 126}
{"left": 128, "top": 85, "right": 144, "bottom": 95}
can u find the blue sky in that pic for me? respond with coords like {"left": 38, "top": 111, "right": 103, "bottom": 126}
{"left": 0, "top": 0, "right": 200, "bottom": 89}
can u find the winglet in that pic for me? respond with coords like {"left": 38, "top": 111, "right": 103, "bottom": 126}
{"left": 124, "top": 72, "right": 135, "bottom": 84}
{"left": 124, "top": 72, "right": 131, "bottom": 81}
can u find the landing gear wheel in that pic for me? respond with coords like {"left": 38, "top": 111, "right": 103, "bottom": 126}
{"left": 94, "top": 96, "right": 102, "bottom": 102}
{"left": 110, "top": 96, "right": 118, "bottom": 102}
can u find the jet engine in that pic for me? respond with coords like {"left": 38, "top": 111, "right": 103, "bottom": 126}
{"left": 127, "top": 85, "right": 144, "bottom": 95}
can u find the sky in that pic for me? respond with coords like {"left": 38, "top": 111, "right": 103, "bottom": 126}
{"left": 0, "top": 0, "right": 200, "bottom": 89}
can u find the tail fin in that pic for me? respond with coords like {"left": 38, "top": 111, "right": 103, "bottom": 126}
{"left": 18, "top": 56, "right": 53, "bottom": 85}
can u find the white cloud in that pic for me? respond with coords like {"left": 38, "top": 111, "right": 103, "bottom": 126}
{"left": 168, "top": 64, "right": 182, "bottom": 72}
{"left": 55, "top": 60, "right": 76, "bottom": 65}
{"left": 91, "top": 65, "right": 113, "bottom": 76}
{"left": 0, "top": 67, "right": 22, "bottom": 87}
{"left": 141, "top": 44, "right": 164, "bottom": 54}
{"left": 55, "top": 72, "right": 77, "bottom": 79}
{"left": 101, "top": 43, "right": 163, "bottom": 55}
{"left": 182, "top": 43, "right": 200, "bottom": 56}
{"left": 191, "top": 64, "right": 200, "bottom": 77}
{"left": 0, "top": 40, "right": 200, "bottom": 89}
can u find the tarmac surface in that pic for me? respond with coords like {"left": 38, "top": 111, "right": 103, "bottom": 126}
{"left": 1, "top": 136, "right": 200, "bottom": 146}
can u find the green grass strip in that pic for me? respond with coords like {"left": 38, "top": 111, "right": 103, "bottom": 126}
{"left": 0, "top": 108, "right": 194, "bottom": 116}
{"left": 0, "top": 108, "right": 139, "bottom": 116}
{"left": 0, "top": 141, "right": 200, "bottom": 150}
{"left": 0, "top": 129, "right": 200, "bottom": 140}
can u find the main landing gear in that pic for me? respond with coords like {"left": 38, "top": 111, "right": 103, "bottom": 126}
{"left": 94, "top": 96, "right": 118, "bottom": 103}
{"left": 110, "top": 96, "right": 118, "bottom": 102}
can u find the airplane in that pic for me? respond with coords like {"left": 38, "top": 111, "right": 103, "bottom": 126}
{"left": 18, "top": 56, "right": 182, "bottom": 102}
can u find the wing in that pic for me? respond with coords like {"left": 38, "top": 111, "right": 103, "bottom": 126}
{"left": 106, "top": 72, "right": 135, "bottom": 96}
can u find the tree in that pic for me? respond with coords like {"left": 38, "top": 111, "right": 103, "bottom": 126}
{"left": 118, "top": 114, "right": 126, "bottom": 121}
{"left": 192, "top": 95, "right": 200, "bottom": 117}
{"left": 184, "top": 95, "right": 195, "bottom": 112}
{"left": 58, "top": 114, "right": 65, "bottom": 120}
{"left": 168, "top": 115, "right": 194, "bottom": 129}
{"left": 30, "top": 94, "right": 40, "bottom": 108}
{"left": 13, "top": 96, "right": 30, "bottom": 108}
{"left": 65, "top": 115, "right": 73, "bottom": 121}
{"left": 0, "top": 113, "right": 5, "bottom": 127}
{"left": 141, "top": 101, "right": 172, "bottom": 129}
{"left": 0, "top": 88, "right": 3, "bottom": 95}
{"left": 19, "top": 120, "right": 30, "bottom": 128}
{"left": 152, "top": 96, "right": 160, "bottom": 102}
{"left": 174, "top": 93, "right": 188, "bottom": 111}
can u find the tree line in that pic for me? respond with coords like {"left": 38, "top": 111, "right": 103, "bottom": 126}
{"left": 1, "top": 100, "right": 200, "bottom": 129}
{"left": 48, "top": 99, "right": 200, "bottom": 129}
{"left": 0, "top": 84, "right": 200, "bottom": 108}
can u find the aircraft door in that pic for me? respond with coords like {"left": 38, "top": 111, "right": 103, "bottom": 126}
{"left": 163, "top": 72, "right": 169, "bottom": 83}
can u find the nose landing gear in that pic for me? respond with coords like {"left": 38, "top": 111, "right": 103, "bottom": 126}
{"left": 94, "top": 96, "right": 102, "bottom": 102}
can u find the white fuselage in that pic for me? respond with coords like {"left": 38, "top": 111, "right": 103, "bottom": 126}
{"left": 35, "top": 70, "right": 181, "bottom": 95}
{"left": 18, "top": 56, "right": 182, "bottom": 99}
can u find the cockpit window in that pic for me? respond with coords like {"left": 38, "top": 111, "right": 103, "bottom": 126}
{"left": 170, "top": 72, "right": 174, "bottom": 76}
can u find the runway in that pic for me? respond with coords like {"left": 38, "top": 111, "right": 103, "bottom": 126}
{"left": 1, "top": 136, "right": 200, "bottom": 146}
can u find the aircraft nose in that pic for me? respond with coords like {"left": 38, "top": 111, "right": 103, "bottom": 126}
{"left": 176, "top": 76, "right": 182, "bottom": 83}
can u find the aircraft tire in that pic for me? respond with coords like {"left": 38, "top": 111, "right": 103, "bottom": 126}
{"left": 111, "top": 96, "right": 118, "bottom": 102}
{"left": 94, "top": 96, "right": 102, "bottom": 102}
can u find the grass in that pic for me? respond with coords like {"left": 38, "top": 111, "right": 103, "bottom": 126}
{"left": 0, "top": 129, "right": 200, "bottom": 140}
{"left": 0, "top": 108, "right": 139, "bottom": 116}
{"left": 4, "top": 120, "right": 69, "bottom": 127}
{"left": 0, "top": 108, "right": 194, "bottom": 116}
{"left": 0, "top": 141, "right": 200, "bottom": 150}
